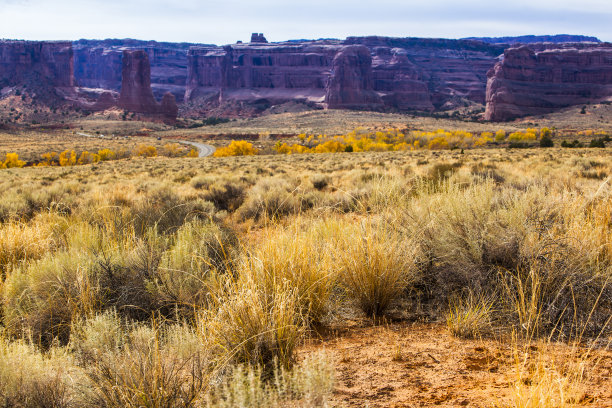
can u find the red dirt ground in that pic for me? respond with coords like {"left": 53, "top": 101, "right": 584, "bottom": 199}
{"left": 299, "top": 323, "right": 612, "bottom": 407}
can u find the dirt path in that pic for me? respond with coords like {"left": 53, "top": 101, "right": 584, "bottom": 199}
{"left": 178, "top": 140, "right": 215, "bottom": 157}
{"left": 298, "top": 323, "right": 612, "bottom": 407}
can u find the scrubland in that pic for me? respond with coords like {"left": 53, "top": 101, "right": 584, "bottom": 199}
{"left": 0, "top": 143, "right": 611, "bottom": 407}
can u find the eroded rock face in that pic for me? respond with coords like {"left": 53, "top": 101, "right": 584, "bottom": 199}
{"left": 73, "top": 39, "right": 197, "bottom": 102}
{"left": 325, "top": 45, "right": 383, "bottom": 109}
{"left": 345, "top": 37, "right": 506, "bottom": 109}
{"left": 119, "top": 50, "right": 159, "bottom": 113}
{"left": 485, "top": 44, "right": 612, "bottom": 121}
{"left": 0, "top": 40, "right": 73, "bottom": 93}
{"left": 113, "top": 50, "right": 177, "bottom": 123}
{"left": 186, "top": 41, "right": 341, "bottom": 112}
{"left": 185, "top": 36, "right": 507, "bottom": 114}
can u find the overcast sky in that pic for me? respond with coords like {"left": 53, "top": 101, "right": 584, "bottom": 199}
{"left": 1, "top": 0, "right": 611, "bottom": 44}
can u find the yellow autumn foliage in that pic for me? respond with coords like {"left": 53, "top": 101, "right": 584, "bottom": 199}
{"left": 214, "top": 140, "right": 259, "bottom": 157}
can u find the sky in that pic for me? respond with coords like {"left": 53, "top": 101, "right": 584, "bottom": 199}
{"left": 1, "top": 0, "right": 611, "bottom": 44}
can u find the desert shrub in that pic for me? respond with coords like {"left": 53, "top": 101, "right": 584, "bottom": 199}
{"left": 0, "top": 337, "right": 74, "bottom": 408}
{"left": 201, "top": 280, "right": 305, "bottom": 369}
{"left": 0, "top": 194, "right": 29, "bottom": 222}
{"left": 310, "top": 174, "right": 330, "bottom": 190}
{"left": 237, "top": 177, "right": 300, "bottom": 221}
{"left": 446, "top": 291, "right": 494, "bottom": 339}
{"left": 203, "top": 179, "right": 246, "bottom": 212}
{"left": 190, "top": 175, "right": 215, "bottom": 190}
{"left": 561, "top": 140, "right": 582, "bottom": 148}
{"left": 244, "top": 223, "right": 336, "bottom": 325}
{"left": 152, "top": 220, "right": 238, "bottom": 315}
{"left": 73, "top": 314, "right": 207, "bottom": 408}
{"left": 2, "top": 248, "right": 101, "bottom": 346}
{"left": 539, "top": 135, "right": 554, "bottom": 148}
{"left": 588, "top": 138, "right": 606, "bottom": 148}
{"left": 205, "top": 352, "right": 334, "bottom": 408}
{"left": 405, "top": 181, "right": 525, "bottom": 302}
{"left": 426, "top": 162, "right": 460, "bottom": 186}
{"left": 0, "top": 215, "right": 63, "bottom": 276}
{"left": 408, "top": 180, "right": 611, "bottom": 337}
{"left": 337, "top": 221, "right": 421, "bottom": 316}
{"left": 131, "top": 185, "right": 213, "bottom": 234}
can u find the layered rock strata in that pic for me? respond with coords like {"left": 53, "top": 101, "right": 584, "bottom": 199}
{"left": 485, "top": 44, "right": 612, "bottom": 121}
{"left": 0, "top": 41, "right": 73, "bottom": 93}
{"left": 73, "top": 39, "right": 199, "bottom": 102}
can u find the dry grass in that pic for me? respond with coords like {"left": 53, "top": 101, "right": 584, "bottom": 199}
{"left": 0, "top": 134, "right": 611, "bottom": 405}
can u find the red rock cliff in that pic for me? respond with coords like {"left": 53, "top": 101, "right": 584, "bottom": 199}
{"left": 117, "top": 50, "right": 177, "bottom": 123}
{"left": 0, "top": 41, "right": 73, "bottom": 91}
{"left": 73, "top": 39, "right": 197, "bottom": 102}
{"left": 325, "top": 45, "right": 383, "bottom": 109}
{"left": 485, "top": 44, "right": 612, "bottom": 121}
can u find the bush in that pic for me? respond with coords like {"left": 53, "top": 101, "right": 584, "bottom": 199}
{"left": 446, "top": 291, "right": 493, "bottom": 339}
{"left": 0, "top": 337, "right": 73, "bottom": 408}
{"left": 214, "top": 141, "right": 259, "bottom": 157}
{"left": 205, "top": 352, "right": 334, "bottom": 407}
{"left": 73, "top": 313, "right": 207, "bottom": 408}
{"left": 237, "top": 178, "right": 300, "bottom": 221}
{"left": 202, "top": 281, "right": 305, "bottom": 369}
{"left": 337, "top": 221, "right": 421, "bottom": 316}
{"left": 539, "top": 135, "right": 554, "bottom": 148}
{"left": 589, "top": 138, "right": 606, "bottom": 148}
{"left": 203, "top": 180, "right": 246, "bottom": 212}
{"left": 152, "top": 220, "right": 237, "bottom": 314}
{"left": 245, "top": 223, "right": 335, "bottom": 325}
{"left": 2, "top": 153, "right": 25, "bottom": 169}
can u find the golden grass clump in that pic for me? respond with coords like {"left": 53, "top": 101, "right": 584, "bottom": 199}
{"left": 337, "top": 220, "right": 422, "bottom": 317}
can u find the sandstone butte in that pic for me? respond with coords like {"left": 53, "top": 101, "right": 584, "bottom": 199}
{"left": 2, "top": 35, "right": 612, "bottom": 121}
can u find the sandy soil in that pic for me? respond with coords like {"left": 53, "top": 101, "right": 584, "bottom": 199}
{"left": 299, "top": 323, "right": 612, "bottom": 407}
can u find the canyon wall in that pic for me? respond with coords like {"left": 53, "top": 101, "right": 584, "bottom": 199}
{"left": 185, "top": 37, "right": 507, "bottom": 113}
{"left": 0, "top": 41, "right": 73, "bottom": 90}
{"left": 73, "top": 39, "right": 200, "bottom": 102}
{"left": 485, "top": 44, "right": 612, "bottom": 121}
{"left": 3, "top": 36, "right": 611, "bottom": 121}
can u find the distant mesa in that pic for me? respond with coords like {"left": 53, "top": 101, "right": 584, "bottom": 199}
{"left": 463, "top": 34, "right": 601, "bottom": 44}
{"left": 1, "top": 33, "right": 611, "bottom": 122}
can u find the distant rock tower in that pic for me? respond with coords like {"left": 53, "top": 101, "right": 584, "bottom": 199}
{"left": 250, "top": 33, "right": 268, "bottom": 43}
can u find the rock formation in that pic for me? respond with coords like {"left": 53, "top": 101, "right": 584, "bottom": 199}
{"left": 73, "top": 39, "right": 198, "bottom": 102}
{"left": 250, "top": 33, "right": 268, "bottom": 43}
{"left": 485, "top": 44, "right": 612, "bottom": 121}
{"left": 325, "top": 45, "right": 382, "bottom": 109}
{"left": 345, "top": 37, "right": 506, "bottom": 109}
{"left": 119, "top": 50, "right": 159, "bottom": 113}
{"left": 117, "top": 50, "right": 178, "bottom": 123}
{"left": 3, "top": 35, "right": 611, "bottom": 121}
{"left": 186, "top": 41, "right": 340, "bottom": 111}
{"left": 0, "top": 41, "right": 73, "bottom": 97}
{"left": 185, "top": 37, "right": 507, "bottom": 114}
{"left": 371, "top": 48, "right": 433, "bottom": 111}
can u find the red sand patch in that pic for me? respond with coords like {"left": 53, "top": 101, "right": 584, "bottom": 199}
{"left": 299, "top": 323, "right": 612, "bottom": 407}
